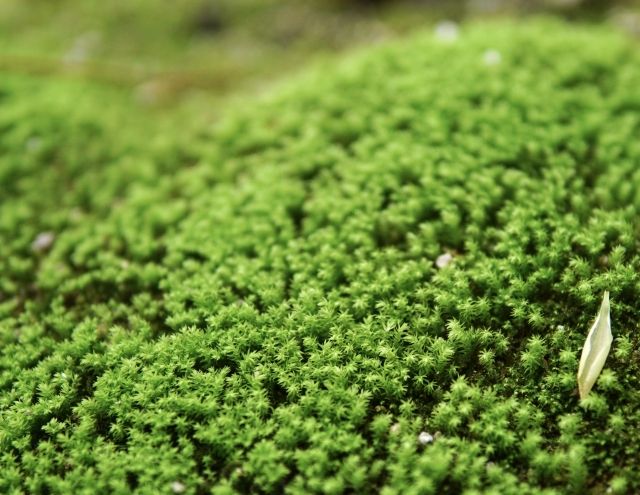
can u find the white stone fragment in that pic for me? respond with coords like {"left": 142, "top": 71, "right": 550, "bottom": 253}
{"left": 171, "top": 481, "right": 186, "bottom": 494}
{"left": 483, "top": 49, "right": 502, "bottom": 66}
{"left": 435, "top": 21, "right": 459, "bottom": 43}
{"left": 32, "top": 232, "right": 55, "bottom": 252}
{"left": 435, "top": 252, "right": 453, "bottom": 269}
{"left": 418, "top": 431, "right": 434, "bottom": 445}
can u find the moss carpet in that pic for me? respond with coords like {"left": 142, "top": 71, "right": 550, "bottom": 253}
{"left": 2, "top": 20, "right": 640, "bottom": 494}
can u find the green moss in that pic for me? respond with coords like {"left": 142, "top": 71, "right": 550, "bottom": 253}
{"left": 2, "top": 20, "right": 640, "bottom": 494}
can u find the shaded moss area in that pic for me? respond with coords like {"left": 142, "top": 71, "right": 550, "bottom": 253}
{"left": 2, "top": 0, "right": 640, "bottom": 107}
{"left": 2, "top": 20, "right": 640, "bottom": 494}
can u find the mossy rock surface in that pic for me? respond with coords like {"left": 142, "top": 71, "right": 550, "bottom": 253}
{"left": 2, "top": 20, "right": 640, "bottom": 494}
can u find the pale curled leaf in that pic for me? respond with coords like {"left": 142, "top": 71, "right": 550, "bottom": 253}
{"left": 577, "top": 291, "right": 612, "bottom": 400}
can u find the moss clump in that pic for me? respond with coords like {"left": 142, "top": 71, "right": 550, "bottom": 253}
{"left": 3, "top": 20, "right": 640, "bottom": 494}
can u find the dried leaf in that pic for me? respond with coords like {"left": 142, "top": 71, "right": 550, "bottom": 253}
{"left": 577, "top": 291, "right": 612, "bottom": 400}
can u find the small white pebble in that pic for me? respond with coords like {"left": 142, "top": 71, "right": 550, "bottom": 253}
{"left": 390, "top": 423, "right": 401, "bottom": 435}
{"left": 31, "top": 232, "right": 55, "bottom": 252}
{"left": 434, "top": 21, "right": 459, "bottom": 42}
{"left": 418, "top": 431, "right": 434, "bottom": 445}
{"left": 435, "top": 252, "right": 453, "bottom": 269}
{"left": 171, "top": 481, "right": 186, "bottom": 494}
{"left": 483, "top": 49, "right": 502, "bottom": 66}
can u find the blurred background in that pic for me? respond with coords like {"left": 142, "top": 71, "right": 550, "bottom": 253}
{"left": 1, "top": 0, "right": 639, "bottom": 114}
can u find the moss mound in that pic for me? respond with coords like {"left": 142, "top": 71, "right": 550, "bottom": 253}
{"left": 3, "top": 21, "right": 640, "bottom": 494}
